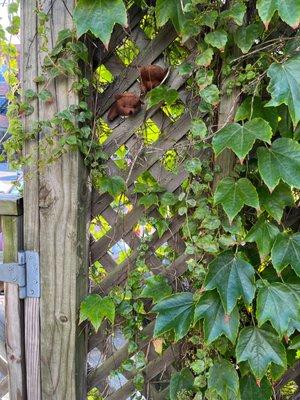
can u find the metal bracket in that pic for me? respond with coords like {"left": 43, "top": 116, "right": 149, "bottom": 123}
{"left": 0, "top": 251, "right": 40, "bottom": 299}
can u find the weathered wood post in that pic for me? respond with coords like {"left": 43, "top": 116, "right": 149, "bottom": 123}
{"left": 21, "top": 1, "right": 90, "bottom": 399}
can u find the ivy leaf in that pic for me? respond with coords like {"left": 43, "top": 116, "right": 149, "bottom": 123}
{"left": 155, "top": 0, "right": 189, "bottom": 32}
{"left": 240, "top": 375, "right": 273, "bottom": 400}
{"left": 205, "top": 30, "right": 228, "bottom": 51}
{"left": 266, "top": 55, "right": 300, "bottom": 126}
{"left": 160, "top": 191, "right": 178, "bottom": 206}
{"left": 204, "top": 252, "right": 256, "bottom": 314}
{"left": 73, "top": 0, "right": 128, "bottom": 49}
{"left": 169, "top": 368, "right": 194, "bottom": 400}
{"left": 79, "top": 294, "right": 115, "bottom": 332}
{"left": 235, "top": 23, "right": 263, "bottom": 53}
{"left": 198, "top": 10, "right": 218, "bottom": 29}
{"left": 200, "top": 84, "right": 220, "bottom": 105}
{"left": 152, "top": 292, "right": 194, "bottom": 341}
{"left": 245, "top": 216, "right": 279, "bottom": 260}
{"left": 271, "top": 233, "right": 300, "bottom": 276}
{"left": 220, "top": 2, "right": 246, "bottom": 26}
{"left": 257, "top": 0, "right": 300, "bottom": 29}
{"left": 195, "top": 48, "right": 214, "bottom": 67}
{"left": 140, "top": 275, "right": 172, "bottom": 303}
{"left": 258, "top": 183, "right": 294, "bottom": 222}
{"left": 191, "top": 119, "right": 207, "bottom": 139}
{"left": 146, "top": 85, "right": 179, "bottom": 108}
{"left": 138, "top": 193, "right": 158, "bottom": 208}
{"left": 194, "top": 291, "right": 240, "bottom": 344}
{"left": 99, "top": 175, "right": 126, "bottom": 196}
{"left": 236, "top": 327, "right": 286, "bottom": 379}
{"left": 213, "top": 118, "right": 272, "bottom": 161}
{"left": 257, "top": 138, "right": 300, "bottom": 191}
{"left": 208, "top": 359, "right": 240, "bottom": 400}
{"left": 234, "top": 96, "right": 278, "bottom": 132}
{"left": 256, "top": 282, "right": 300, "bottom": 337}
{"left": 214, "top": 178, "right": 259, "bottom": 222}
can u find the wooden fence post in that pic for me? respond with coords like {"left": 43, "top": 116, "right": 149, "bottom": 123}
{"left": 1, "top": 197, "right": 27, "bottom": 399}
{"left": 21, "top": 1, "right": 90, "bottom": 399}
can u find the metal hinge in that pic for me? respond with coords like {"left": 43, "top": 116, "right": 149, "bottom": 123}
{"left": 0, "top": 251, "right": 40, "bottom": 299}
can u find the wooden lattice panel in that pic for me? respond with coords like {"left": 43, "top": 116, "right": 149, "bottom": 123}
{"left": 87, "top": 6, "right": 201, "bottom": 399}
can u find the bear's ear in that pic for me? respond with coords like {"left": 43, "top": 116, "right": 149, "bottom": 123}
{"left": 114, "top": 93, "right": 123, "bottom": 100}
{"left": 107, "top": 103, "right": 119, "bottom": 121}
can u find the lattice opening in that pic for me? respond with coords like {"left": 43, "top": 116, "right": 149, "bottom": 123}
{"left": 110, "top": 194, "right": 133, "bottom": 215}
{"left": 136, "top": 118, "right": 161, "bottom": 145}
{"left": 108, "top": 239, "right": 132, "bottom": 265}
{"left": 115, "top": 37, "right": 140, "bottom": 66}
{"left": 155, "top": 242, "right": 177, "bottom": 266}
{"left": 133, "top": 221, "right": 156, "bottom": 239}
{"left": 90, "top": 215, "right": 111, "bottom": 240}
{"left": 139, "top": 13, "right": 158, "bottom": 40}
{"left": 90, "top": 260, "right": 107, "bottom": 284}
{"left": 94, "top": 64, "right": 114, "bottom": 93}
{"left": 162, "top": 99, "right": 185, "bottom": 121}
{"left": 111, "top": 144, "right": 131, "bottom": 170}
{"left": 165, "top": 37, "right": 189, "bottom": 66}
{"left": 162, "top": 149, "right": 179, "bottom": 173}
{"left": 96, "top": 118, "right": 112, "bottom": 144}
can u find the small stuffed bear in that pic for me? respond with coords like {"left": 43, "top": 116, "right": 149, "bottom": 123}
{"left": 107, "top": 92, "right": 143, "bottom": 121}
{"left": 139, "top": 65, "right": 169, "bottom": 93}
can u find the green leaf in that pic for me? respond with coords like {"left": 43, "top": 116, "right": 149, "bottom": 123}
{"left": 236, "top": 327, "right": 286, "bottom": 379}
{"left": 140, "top": 275, "right": 172, "bottom": 303}
{"left": 234, "top": 97, "right": 278, "bottom": 132}
{"left": 200, "top": 84, "right": 220, "bottom": 105}
{"left": 245, "top": 216, "right": 279, "bottom": 260}
{"left": 208, "top": 359, "right": 240, "bottom": 400}
{"left": 214, "top": 178, "right": 259, "bottom": 222}
{"left": 257, "top": 0, "right": 300, "bottom": 29}
{"left": 240, "top": 375, "right": 272, "bottom": 400}
{"left": 256, "top": 282, "right": 300, "bottom": 337}
{"left": 79, "top": 294, "right": 115, "bottom": 332}
{"left": 138, "top": 193, "right": 158, "bottom": 208}
{"left": 205, "top": 252, "right": 256, "bottom": 314}
{"left": 213, "top": 118, "right": 272, "bottom": 161}
{"left": 288, "top": 335, "right": 300, "bottom": 349}
{"left": 195, "top": 48, "right": 214, "bottom": 67}
{"left": 220, "top": 2, "right": 246, "bottom": 26}
{"left": 205, "top": 30, "right": 228, "bottom": 51}
{"left": 146, "top": 85, "right": 179, "bottom": 108}
{"left": 99, "top": 175, "right": 126, "bottom": 196}
{"left": 73, "top": 0, "right": 128, "bottom": 48}
{"left": 155, "top": 0, "right": 189, "bottom": 32}
{"left": 235, "top": 23, "right": 263, "bottom": 53}
{"left": 257, "top": 138, "right": 300, "bottom": 191}
{"left": 198, "top": 10, "right": 218, "bottom": 29}
{"left": 271, "top": 233, "right": 300, "bottom": 276}
{"left": 266, "top": 55, "right": 300, "bottom": 126}
{"left": 195, "top": 291, "right": 239, "bottom": 344}
{"left": 169, "top": 368, "right": 194, "bottom": 400}
{"left": 153, "top": 292, "right": 194, "bottom": 341}
{"left": 38, "top": 89, "right": 53, "bottom": 102}
{"left": 191, "top": 119, "right": 207, "bottom": 139}
{"left": 160, "top": 191, "right": 178, "bottom": 206}
{"left": 258, "top": 183, "right": 294, "bottom": 222}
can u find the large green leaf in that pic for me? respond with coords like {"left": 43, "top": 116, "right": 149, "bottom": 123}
{"left": 213, "top": 118, "right": 272, "bottom": 161}
{"left": 194, "top": 291, "right": 239, "bottom": 344}
{"left": 240, "top": 375, "right": 272, "bottom": 400}
{"left": 258, "top": 183, "right": 294, "bottom": 222}
{"left": 140, "top": 275, "right": 172, "bottom": 303}
{"left": 99, "top": 175, "right": 126, "bottom": 196}
{"left": 155, "top": 0, "right": 189, "bottom": 32}
{"left": 257, "top": 138, "right": 300, "bottom": 191}
{"left": 79, "top": 294, "right": 115, "bottom": 332}
{"left": 235, "top": 23, "right": 263, "bottom": 53}
{"left": 169, "top": 368, "right": 194, "bottom": 400}
{"left": 152, "top": 293, "right": 194, "bottom": 341}
{"left": 220, "top": 2, "right": 246, "bottom": 26}
{"left": 73, "top": 0, "right": 128, "bottom": 48}
{"left": 204, "top": 252, "right": 256, "bottom": 314}
{"left": 234, "top": 96, "right": 278, "bottom": 132}
{"left": 208, "top": 359, "right": 240, "bottom": 400}
{"left": 271, "top": 233, "right": 300, "bottom": 276}
{"left": 214, "top": 178, "right": 259, "bottom": 222}
{"left": 204, "top": 30, "right": 228, "bottom": 50}
{"left": 245, "top": 216, "right": 279, "bottom": 260}
{"left": 257, "top": 282, "right": 300, "bottom": 337}
{"left": 266, "top": 55, "right": 300, "bottom": 126}
{"left": 236, "top": 327, "right": 286, "bottom": 379}
{"left": 257, "top": 0, "right": 300, "bottom": 29}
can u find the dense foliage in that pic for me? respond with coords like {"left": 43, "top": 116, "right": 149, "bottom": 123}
{"left": 1, "top": 0, "right": 300, "bottom": 399}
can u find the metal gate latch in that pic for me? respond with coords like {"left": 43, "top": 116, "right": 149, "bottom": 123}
{"left": 0, "top": 251, "right": 40, "bottom": 299}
